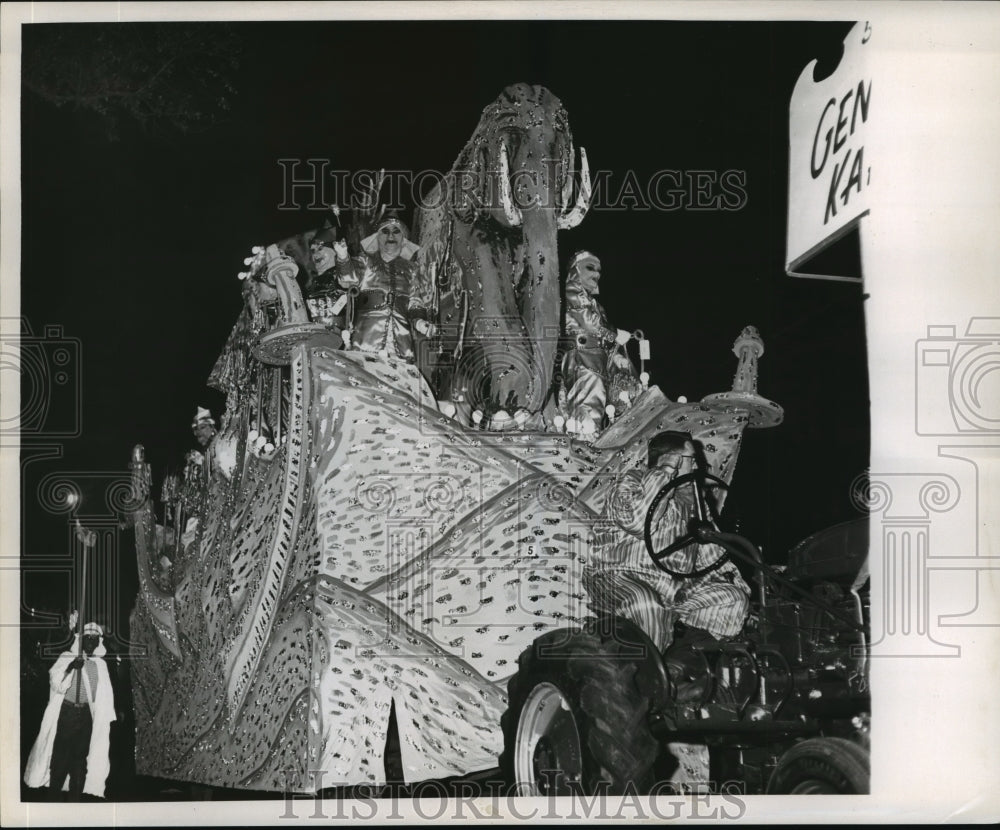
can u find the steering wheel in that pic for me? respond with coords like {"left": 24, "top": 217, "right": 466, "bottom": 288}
{"left": 643, "top": 470, "right": 731, "bottom": 578}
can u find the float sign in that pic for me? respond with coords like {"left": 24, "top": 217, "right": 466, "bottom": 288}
{"left": 787, "top": 21, "right": 871, "bottom": 282}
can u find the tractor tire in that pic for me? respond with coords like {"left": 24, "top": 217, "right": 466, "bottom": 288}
{"left": 767, "top": 737, "right": 870, "bottom": 794}
{"left": 499, "top": 626, "right": 659, "bottom": 795}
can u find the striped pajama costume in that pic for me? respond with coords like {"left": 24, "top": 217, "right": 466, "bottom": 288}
{"left": 583, "top": 465, "right": 751, "bottom": 789}
{"left": 585, "top": 466, "right": 750, "bottom": 651}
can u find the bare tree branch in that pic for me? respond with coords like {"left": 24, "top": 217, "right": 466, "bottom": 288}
{"left": 22, "top": 23, "right": 243, "bottom": 140}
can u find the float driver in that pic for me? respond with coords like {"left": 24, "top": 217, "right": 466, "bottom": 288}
{"left": 585, "top": 431, "right": 751, "bottom": 789}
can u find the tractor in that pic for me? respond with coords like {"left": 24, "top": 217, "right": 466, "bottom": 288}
{"left": 498, "top": 461, "right": 870, "bottom": 795}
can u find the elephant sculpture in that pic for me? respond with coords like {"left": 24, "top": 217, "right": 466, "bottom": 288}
{"left": 414, "top": 83, "right": 591, "bottom": 422}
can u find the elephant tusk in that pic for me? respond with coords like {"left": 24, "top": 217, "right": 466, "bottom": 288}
{"left": 498, "top": 142, "right": 523, "bottom": 227}
{"left": 556, "top": 146, "right": 591, "bottom": 230}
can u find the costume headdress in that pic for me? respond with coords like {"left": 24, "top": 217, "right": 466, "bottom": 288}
{"left": 310, "top": 220, "right": 337, "bottom": 249}
{"left": 191, "top": 407, "right": 215, "bottom": 428}
{"left": 565, "top": 250, "right": 601, "bottom": 306}
{"left": 82, "top": 621, "right": 107, "bottom": 656}
{"left": 568, "top": 250, "right": 599, "bottom": 273}
{"left": 360, "top": 210, "right": 421, "bottom": 260}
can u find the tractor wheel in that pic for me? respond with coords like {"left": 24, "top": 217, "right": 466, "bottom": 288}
{"left": 767, "top": 737, "right": 870, "bottom": 794}
{"left": 499, "top": 627, "right": 659, "bottom": 795}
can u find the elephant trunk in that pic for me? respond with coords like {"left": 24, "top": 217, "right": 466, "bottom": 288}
{"left": 514, "top": 205, "right": 561, "bottom": 411}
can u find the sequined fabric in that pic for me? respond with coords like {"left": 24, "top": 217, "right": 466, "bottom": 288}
{"left": 412, "top": 84, "right": 575, "bottom": 411}
{"left": 561, "top": 274, "right": 621, "bottom": 424}
{"left": 207, "top": 305, "right": 265, "bottom": 407}
{"left": 131, "top": 343, "right": 753, "bottom": 792}
{"left": 336, "top": 253, "right": 433, "bottom": 361}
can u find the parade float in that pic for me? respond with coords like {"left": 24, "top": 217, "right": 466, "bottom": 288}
{"left": 127, "top": 84, "right": 869, "bottom": 795}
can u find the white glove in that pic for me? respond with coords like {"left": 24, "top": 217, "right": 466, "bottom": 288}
{"left": 615, "top": 329, "right": 632, "bottom": 346}
{"left": 414, "top": 320, "right": 437, "bottom": 337}
{"left": 333, "top": 240, "right": 349, "bottom": 261}
{"left": 612, "top": 353, "right": 632, "bottom": 369}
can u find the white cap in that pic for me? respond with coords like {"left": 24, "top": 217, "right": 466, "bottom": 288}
{"left": 568, "top": 250, "right": 599, "bottom": 271}
{"left": 192, "top": 406, "right": 215, "bottom": 428}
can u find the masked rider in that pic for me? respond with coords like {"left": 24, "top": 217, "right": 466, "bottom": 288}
{"left": 561, "top": 251, "right": 633, "bottom": 435}
{"left": 333, "top": 211, "right": 436, "bottom": 361}
{"left": 305, "top": 222, "right": 349, "bottom": 331}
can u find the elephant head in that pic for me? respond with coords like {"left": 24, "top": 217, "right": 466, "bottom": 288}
{"left": 415, "top": 83, "right": 592, "bottom": 418}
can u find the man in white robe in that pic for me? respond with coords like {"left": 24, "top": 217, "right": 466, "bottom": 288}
{"left": 24, "top": 615, "right": 116, "bottom": 800}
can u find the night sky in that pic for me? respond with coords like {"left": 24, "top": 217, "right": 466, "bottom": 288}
{"left": 18, "top": 19, "right": 867, "bottom": 633}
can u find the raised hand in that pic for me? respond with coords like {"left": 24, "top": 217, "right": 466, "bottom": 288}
{"left": 74, "top": 520, "right": 97, "bottom": 548}
{"left": 355, "top": 169, "right": 385, "bottom": 216}
{"left": 414, "top": 320, "right": 437, "bottom": 337}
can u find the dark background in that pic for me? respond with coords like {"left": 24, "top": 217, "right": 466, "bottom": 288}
{"left": 18, "top": 18, "right": 867, "bottom": 796}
